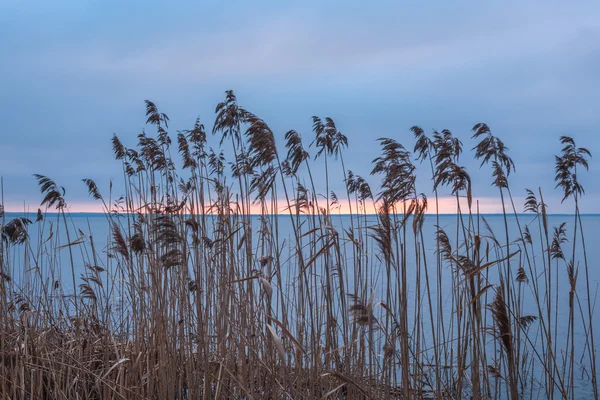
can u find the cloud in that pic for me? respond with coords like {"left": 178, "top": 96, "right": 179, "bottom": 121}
{"left": 2, "top": 1, "right": 600, "bottom": 214}
{"left": 13, "top": 5, "right": 596, "bottom": 86}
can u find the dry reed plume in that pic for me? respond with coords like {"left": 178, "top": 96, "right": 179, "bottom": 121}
{"left": 0, "top": 92, "right": 596, "bottom": 399}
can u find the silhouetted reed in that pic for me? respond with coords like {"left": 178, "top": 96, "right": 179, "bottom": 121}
{"left": 0, "top": 92, "right": 596, "bottom": 399}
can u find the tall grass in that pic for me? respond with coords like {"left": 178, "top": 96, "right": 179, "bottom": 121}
{"left": 0, "top": 92, "right": 596, "bottom": 399}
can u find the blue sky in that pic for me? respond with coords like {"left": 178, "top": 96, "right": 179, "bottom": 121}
{"left": 1, "top": 0, "right": 599, "bottom": 213}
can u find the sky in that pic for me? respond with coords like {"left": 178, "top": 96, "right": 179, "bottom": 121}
{"left": 1, "top": 0, "right": 599, "bottom": 213}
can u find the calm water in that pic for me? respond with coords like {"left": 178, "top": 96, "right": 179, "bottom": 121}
{"left": 3, "top": 212, "right": 600, "bottom": 398}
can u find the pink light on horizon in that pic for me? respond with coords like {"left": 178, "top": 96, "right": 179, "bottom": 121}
{"left": 2, "top": 196, "right": 507, "bottom": 215}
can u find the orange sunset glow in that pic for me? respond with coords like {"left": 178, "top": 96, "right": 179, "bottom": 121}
{"left": 3, "top": 196, "right": 507, "bottom": 215}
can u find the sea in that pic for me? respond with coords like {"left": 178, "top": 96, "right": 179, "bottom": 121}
{"left": 2, "top": 211, "right": 599, "bottom": 398}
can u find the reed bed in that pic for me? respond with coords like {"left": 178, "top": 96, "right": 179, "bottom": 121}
{"left": 0, "top": 92, "right": 596, "bottom": 399}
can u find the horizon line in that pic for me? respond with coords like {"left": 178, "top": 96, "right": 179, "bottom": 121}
{"left": 2, "top": 194, "right": 593, "bottom": 215}
{"left": 2, "top": 210, "right": 597, "bottom": 217}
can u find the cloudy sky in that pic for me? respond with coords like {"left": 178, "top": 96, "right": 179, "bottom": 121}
{"left": 1, "top": 0, "right": 599, "bottom": 213}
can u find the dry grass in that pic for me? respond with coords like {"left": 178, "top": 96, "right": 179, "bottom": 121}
{"left": 0, "top": 93, "right": 596, "bottom": 399}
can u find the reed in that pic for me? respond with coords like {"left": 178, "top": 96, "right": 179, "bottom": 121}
{"left": 0, "top": 92, "right": 596, "bottom": 399}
